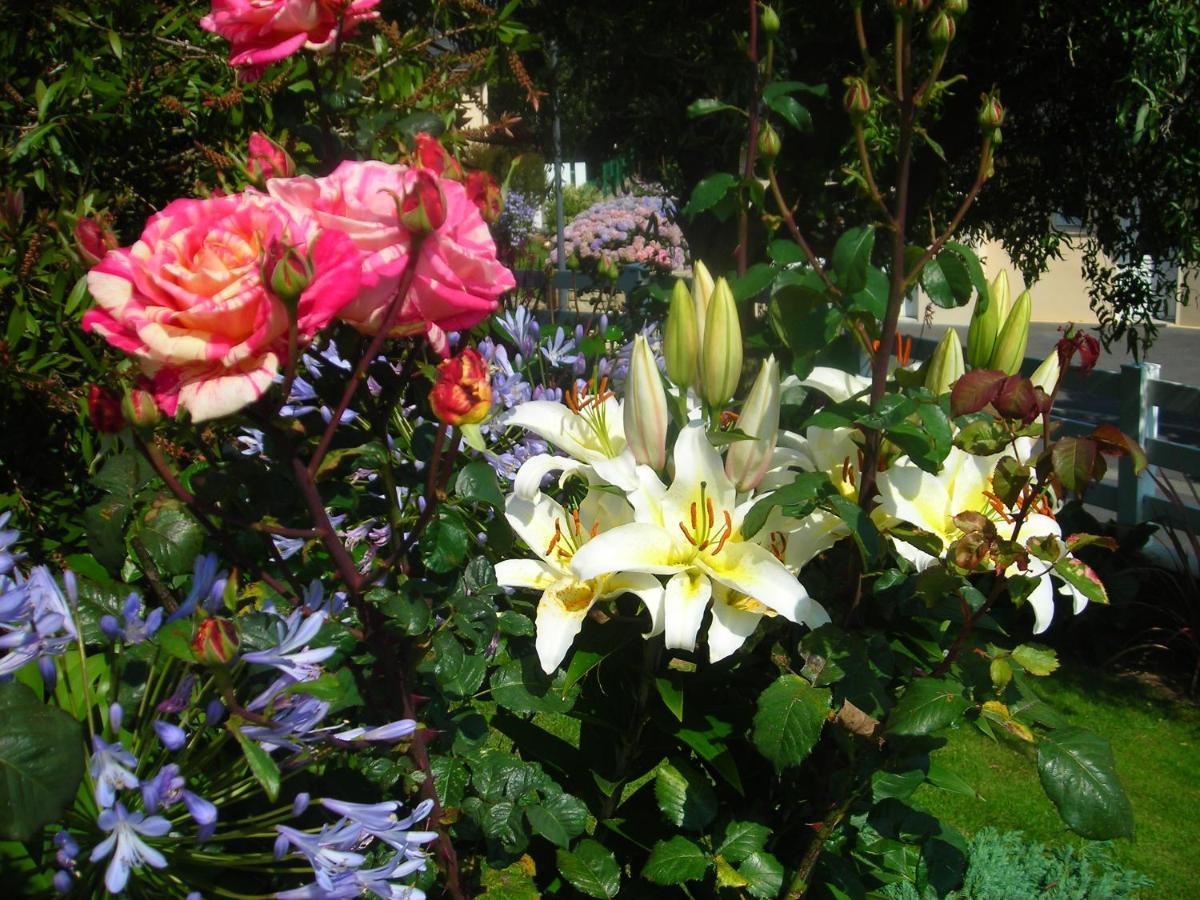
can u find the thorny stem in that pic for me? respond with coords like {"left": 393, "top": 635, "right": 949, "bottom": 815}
{"left": 784, "top": 786, "right": 863, "bottom": 898}
{"left": 853, "top": 3, "right": 871, "bottom": 64}
{"left": 291, "top": 455, "right": 364, "bottom": 595}
{"left": 854, "top": 124, "right": 892, "bottom": 222}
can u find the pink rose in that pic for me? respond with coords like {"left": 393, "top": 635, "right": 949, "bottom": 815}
{"left": 82, "top": 192, "right": 361, "bottom": 422}
{"left": 268, "top": 160, "right": 515, "bottom": 353}
{"left": 247, "top": 132, "right": 294, "bottom": 181}
{"left": 200, "top": 0, "right": 381, "bottom": 81}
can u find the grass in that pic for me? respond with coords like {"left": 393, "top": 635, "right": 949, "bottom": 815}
{"left": 914, "top": 666, "right": 1200, "bottom": 898}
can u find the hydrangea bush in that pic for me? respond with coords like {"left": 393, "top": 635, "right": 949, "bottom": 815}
{"left": 549, "top": 194, "right": 689, "bottom": 278}
{"left": 0, "top": 2, "right": 1146, "bottom": 899}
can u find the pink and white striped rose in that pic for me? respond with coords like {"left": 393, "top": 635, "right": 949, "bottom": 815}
{"left": 82, "top": 192, "right": 361, "bottom": 422}
{"left": 200, "top": 0, "right": 381, "bottom": 82}
{"left": 268, "top": 159, "right": 515, "bottom": 353}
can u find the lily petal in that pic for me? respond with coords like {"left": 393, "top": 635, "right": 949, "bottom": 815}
{"left": 570, "top": 523, "right": 686, "bottom": 580}
{"left": 708, "top": 590, "right": 763, "bottom": 662}
{"left": 602, "top": 571, "right": 666, "bottom": 637}
{"left": 494, "top": 558, "right": 560, "bottom": 591}
{"left": 663, "top": 570, "right": 712, "bottom": 651}
{"left": 703, "top": 541, "right": 824, "bottom": 626}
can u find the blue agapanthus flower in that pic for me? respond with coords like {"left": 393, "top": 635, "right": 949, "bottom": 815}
{"left": 88, "top": 803, "right": 171, "bottom": 894}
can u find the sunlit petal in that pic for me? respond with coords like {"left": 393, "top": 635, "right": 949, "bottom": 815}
{"left": 663, "top": 570, "right": 712, "bottom": 651}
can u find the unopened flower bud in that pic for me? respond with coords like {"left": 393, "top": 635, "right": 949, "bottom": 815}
{"left": 414, "top": 133, "right": 463, "bottom": 180}
{"left": 924, "top": 328, "right": 964, "bottom": 396}
{"left": 665, "top": 278, "right": 700, "bottom": 389}
{"left": 246, "top": 132, "right": 295, "bottom": 182}
{"left": 624, "top": 335, "right": 669, "bottom": 470}
{"left": 912, "top": 0, "right": 933, "bottom": 12}
{"left": 121, "top": 386, "right": 160, "bottom": 430}
{"left": 262, "top": 239, "right": 313, "bottom": 309}
{"left": 1029, "top": 349, "right": 1062, "bottom": 394}
{"left": 989, "top": 289, "right": 1031, "bottom": 375}
{"left": 429, "top": 347, "right": 492, "bottom": 426}
{"left": 726, "top": 355, "right": 781, "bottom": 491}
{"left": 87, "top": 385, "right": 125, "bottom": 433}
{"left": 1, "top": 188, "right": 23, "bottom": 230}
{"left": 75, "top": 216, "right": 118, "bottom": 267}
{"left": 843, "top": 77, "right": 872, "bottom": 122}
{"left": 928, "top": 10, "right": 955, "bottom": 47}
{"left": 760, "top": 4, "right": 780, "bottom": 35}
{"left": 945, "top": 0, "right": 968, "bottom": 14}
{"left": 192, "top": 617, "right": 240, "bottom": 666}
{"left": 400, "top": 169, "right": 448, "bottom": 234}
{"left": 967, "top": 270, "right": 1009, "bottom": 368}
{"left": 691, "top": 259, "right": 715, "bottom": 378}
{"left": 701, "top": 277, "right": 743, "bottom": 407}
{"left": 465, "top": 170, "right": 503, "bottom": 224}
{"left": 978, "top": 90, "right": 1005, "bottom": 131}
{"left": 757, "top": 122, "right": 782, "bottom": 163}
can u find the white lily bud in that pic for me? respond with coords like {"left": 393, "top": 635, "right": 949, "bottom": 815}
{"left": 701, "top": 277, "right": 743, "bottom": 408}
{"left": 664, "top": 278, "right": 700, "bottom": 389}
{"left": 1029, "top": 349, "right": 1062, "bottom": 394}
{"left": 725, "top": 355, "right": 781, "bottom": 492}
{"left": 692, "top": 260, "right": 715, "bottom": 379}
{"left": 924, "top": 328, "right": 964, "bottom": 396}
{"left": 623, "top": 334, "right": 669, "bottom": 470}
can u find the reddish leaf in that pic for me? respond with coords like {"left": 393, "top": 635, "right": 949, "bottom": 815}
{"left": 993, "top": 376, "right": 1040, "bottom": 423}
{"left": 1051, "top": 437, "right": 1106, "bottom": 494}
{"left": 1089, "top": 424, "right": 1148, "bottom": 474}
{"left": 951, "top": 369, "right": 1008, "bottom": 417}
{"left": 1065, "top": 533, "right": 1119, "bottom": 553}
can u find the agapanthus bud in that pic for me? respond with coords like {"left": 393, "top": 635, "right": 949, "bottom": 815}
{"left": 978, "top": 90, "right": 1005, "bottom": 131}
{"left": 262, "top": 239, "right": 313, "bottom": 309}
{"left": 989, "top": 289, "right": 1031, "bottom": 375}
{"left": 924, "top": 328, "right": 965, "bottom": 396}
{"left": 966, "top": 270, "right": 1009, "bottom": 369}
{"left": 843, "top": 77, "right": 872, "bottom": 122}
{"left": 725, "top": 354, "right": 781, "bottom": 491}
{"left": 757, "top": 122, "right": 782, "bottom": 163}
{"left": 1029, "top": 349, "right": 1062, "bottom": 394}
{"left": 701, "top": 277, "right": 744, "bottom": 407}
{"left": 927, "top": 10, "right": 955, "bottom": 47}
{"left": 760, "top": 4, "right": 781, "bottom": 35}
{"left": 465, "top": 170, "right": 503, "bottom": 224}
{"left": 88, "top": 385, "right": 125, "bottom": 433}
{"left": 192, "top": 618, "right": 240, "bottom": 666}
{"left": 246, "top": 132, "right": 294, "bottom": 181}
{"left": 623, "top": 335, "right": 669, "bottom": 470}
{"left": 414, "top": 132, "right": 463, "bottom": 180}
{"left": 121, "top": 387, "right": 160, "bottom": 430}
{"left": 665, "top": 278, "right": 700, "bottom": 389}
{"left": 75, "top": 216, "right": 117, "bottom": 267}
{"left": 400, "top": 169, "right": 448, "bottom": 235}
{"left": 429, "top": 347, "right": 492, "bottom": 426}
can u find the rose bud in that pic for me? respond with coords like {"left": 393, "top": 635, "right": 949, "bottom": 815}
{"left": 75, "top": 216, "right": 118, "bottom": 267}
{"left": 760, "top": 4, "right": 780, "bottom": 35}
{"left": 259, "top": 238, "right": 314, "bottom": 311}
{"left": 192, "top": 617, "right": 240, "bottom": 666}
{"left": 465, "top": 170, "right": 503, "bottom": 224}
{"left": 414, "top": 133, "right": 463, "bottom": 180}
{"left": 399, "top": 169, "right": 448, "bottom": 235}
{"left": 246, "top": 132, "right": 295, "bottom": 182}
{"left": 928, "top": 10, "right": 956, "bottom": 47}
{"left": 757, "top": 122, "right": 783, "bottom": 163}
{"left": 946, "top": 0, "right": 968, "bottom": 14}
{"left": 429, "top": 347, "right": 492, "bottom": 426}
{"left": 978, "top": 90, "right": 1005, "bottom": 131}
{"left": 843, "top": 77, "right": 872, "bottom": 122}
{"left": 121, "top": 386, "right": 161, "bottom": 430}
{"left": 87, "top": 385, "right": 125, "bottom": 433}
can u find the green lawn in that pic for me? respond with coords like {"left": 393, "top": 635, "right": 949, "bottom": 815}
{"left": 915, "top": 667, "right": 1200, "bottom": 898}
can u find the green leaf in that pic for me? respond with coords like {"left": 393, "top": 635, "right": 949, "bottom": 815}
{"left": 684, "top": 173, "right": 737, "bottom": 217}
{"left": 767, "top": 94, "right": 812, "bottom": 132}
{"left": 768, "top": 239, "right": 807, "bottom": 266}
{"left": 687, "top": 98, "right": 742, "bottom": 119}
{"left": 849, "top": 265, "right": 889, "bottom": 319}
{"left": 738, "top": 850, "right": 785, "bottom": 898}
{"left": 1052, "top": 558, "right": 1109, "bottom": 605}
{"left": 93, "top": 450, "right": 155, "bottom": 498}
{"left": 456, "top": 461, "right": 505, "bottom": 510}
{"left": 655, "top": 677, "right": 684, "bottom": 721}
{"left": 371, "top": 587, "right": 431, "bottom": 635}
{"left": 832, "top": 226, "right": 875, "bottom": 294}
{"left": 828, "top": 495, "right": 882, "bottom": 565}
{"left": 742, "top": 471, "right": 835, "bottom": 537}
{"left": 480, "top": 860, "right": 541, "bottom": 899}
{"left": 556, "top": 839, "right": 621, "bottom": 899}
{"left": 992, "top": 456, "right": 1031, "bottom": 507}
{"left": 886, "top": 678, "right": 968, "bottom": 736}
{"left": 1051, "top": 437, "right": 1106, "bottom": 494}
{"left": 716, "top": 820, "right": 770, "bottom": 863}
{"left": 525, "top": 793, "right": 587, "bottom": 847}
{"left": 0, "top": 682, "right": 84, "bottom": 840}
{"left": 751, "top": 675, "right": 830, "bottom": 770}
{"left": 926, "top": 760, "right": 979, "bottom": 798}
{"left": 763, "top": 80, "right": 828, "bottom": 101}
{"left": 920, "top": 256, "right": 958, "bottom": 309}
{"left": 953, "top": 418, "right": 1015, "bottom": 455}
{"left": 420, "top": 507, "right": 471, "bottom": 573}
{"left": 731, "top": 262, "right": 776, "bottom": 301}
{"left": 229, "top": 722, "right": 281, "bottom": 802}
{"left": 943, "top": 242, "right": 990, "bottom": 304}
{"left": 430, "top": 755, "right": 470, "bottom": 807}
{"left": 643, "top": 836, "right": 710, "bottom": 884}
{"left": 655, "top": 759, "right": 717, "bottom": 831}
{"left": 1012, "top": 643, "right": 1060, "bottom": 676}
{"left": 1038, "top": 728, "right": 1134, "bottom": 839}
{"left": 138, "top": 500, "right": 205, "bottom": 576}
{"left": 83, "top": 496, "right": 129, "bottom": 571}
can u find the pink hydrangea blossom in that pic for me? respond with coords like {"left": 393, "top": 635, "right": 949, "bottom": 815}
{"left": 200, "top": 0, "right": 381, "bottom": 82}
{"left": 83, "top": 192, "right": 361, "bottom": 422}
{"left": 268, "top": 160, "right": 515, "bottom": 353}
{"left": 549, "top": 195, "right": 688, "bottom": 276}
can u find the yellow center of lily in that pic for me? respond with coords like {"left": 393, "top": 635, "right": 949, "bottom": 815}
{"left": 564, "top": 377, "right": 619, "bottom": 457}
{"left": 677, "top": 481, "right": 734, "bottom": 556}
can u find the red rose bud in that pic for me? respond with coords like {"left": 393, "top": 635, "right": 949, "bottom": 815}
{"left": 843, "top": 77, "right": 872, "bottom": 121}
{"left": 429, "top": 347, "right": 492, "bottom": 426}
{"left": 978, "top": 90, "right": 1005, "bottom": 131}
{"left": 465, "top": 171, "right": 503, "bottom": 224}
{"left": 246, "top": 131, "right": 295, "bottom": 181}
{"left": 75, "top": 216, "right": 118, "bottom": 267}
{"left": 912, "top": 0, "right": 933, "bottom": 12}
{"left": 400, "top": 170, "right": 448, "bottom": 235}
{"left": 261, "top": 238, "right": 312, "bottom": 308}
{"left": 87, "top": 385, "right": 125, "bottom": 433}
{"left": 121, "top": 386, "right": 161, "bottom": 430}
{"left": 192, "top": 618, "right": 240, "bottom": 666}
{"left": 928, "top": 10, "right": 956, "bottom": 47}
{"left": 413, "top": 133, "right": 463, "bottom": 180}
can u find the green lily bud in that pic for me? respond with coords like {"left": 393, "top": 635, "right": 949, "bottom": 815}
{"left": 701, "top": 277, "right": 743, "bottom": 408}
{"left": 989, "top": 289, "right": 1032, "bottom": 375}
{"left": 725, "top": 355, "right": 781, "bottom": 492}
{"left": 924, "top": 328, "right": 965, "bottom": 396}
{"left": 1029, "top": 349, "right": 1062, "bottom": 394}
{"left": 665, "top": 278, "right": 700, "bottom": 389}
{"left": 966, "top": 270, "right": 1008, "bottom": 368}
{"left": 757, "top": 122, "right": 782, "bottom": 164}
{"left": 928, "top": 10, "right": 956, "bottom": 47}
{"left": 692, "top": 260, "right": 715, "bottom": 381}
{"left": 624, "top": 335, "right": 669, "bottom": 470}
{"left": 760, "top": 4, "right": 780, "bottom": 35}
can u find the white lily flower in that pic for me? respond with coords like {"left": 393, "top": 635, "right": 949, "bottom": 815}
{"left": 571, "top": 423, "right": 828, "bottom": 659}
{"left": 784, "top": 367, "right": 871, "bottom": 405}
{"left": 504, "top": 386, "right": 638, "bottom": 495}
{"left": 495, "top": 488, "right": 664, "bottom": 673}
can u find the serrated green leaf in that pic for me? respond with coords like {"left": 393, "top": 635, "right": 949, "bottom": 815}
{"left": 751, "top": 675, "right": 830, "bottom": 770}
{"left": 1038, "top": 728, "right": 1134, "bottom": 839}
{"left": 430, "top": 755, "right": 469, "bottom": 807}
{"left": 885, "top": 678, "right": 968, "bottom": 736}
{"left": 1012, "top": 643, "right": 1060, "bottom": 676}
{"left": 138, "top": 500, "right": 204, "bottom": 576}
{"left": 716, "top": 820, "right": 770, "bottom": 863}
{"left": 643, "top": 836, "right": 710, "bottom": 884}
{"left": 556, "top": 839, "right": 620, "bottom": 899}
{"left": 525, "top": 793, "right": 587, "bottom": 847}
{"left": 655, "top": 759, "right": 717, "bottom": 831}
